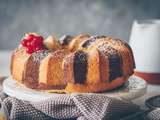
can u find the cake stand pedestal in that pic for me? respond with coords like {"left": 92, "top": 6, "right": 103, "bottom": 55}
{"left": 3, "top": 76, "right": 147, "bottom": 102}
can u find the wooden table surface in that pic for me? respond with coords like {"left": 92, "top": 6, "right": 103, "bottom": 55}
{"left": 0, "top": 51, "right": 160, "bottom": 109}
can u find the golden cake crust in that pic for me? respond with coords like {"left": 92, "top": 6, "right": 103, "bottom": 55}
{"left": 65, "top": 76, "right": 129, "bottom": 93}
{"left": 11, "top": 34, "right": 135, "bottom": 93}
{"left": 11, "top": 48, "right": 30, "bottom": 83}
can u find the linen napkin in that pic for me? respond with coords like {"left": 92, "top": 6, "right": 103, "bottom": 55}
{"left": 0, "top": 93, "right": 144, "bottom": 120}
{"left": 146, "top": 108, "right": 160, "bottom": 120}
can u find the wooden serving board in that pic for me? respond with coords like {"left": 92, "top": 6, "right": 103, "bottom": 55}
{"left": 3, "top": 76, "right": 147, "bottom": 102}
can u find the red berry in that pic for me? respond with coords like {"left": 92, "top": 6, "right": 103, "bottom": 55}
{"left": 26, "top": 34, "right": 35, "bottom": 41}
{"left": 35, "top": 46, "right": 43, "bottom": 51}
{"left": 21, "top": 39, "right": 28, "bottom": 47}
{"left": 35, "top": 36, "right": 43, "bottom": 43}
{"left": 26, "top": 41, "right": 31, "bottom": 47}
{"left": 21, "top": 34, "right": 45, "bottom": 54}
{"left": 26, "top": 47, "right": 33, "bottom": 54}
{"left": 30, "top": 40, "right": 36, "bottom": 47}
{"left": 32, "top": 37, "right": 37, "bottom": 41}
{"left": 36, "top": 42, "right": 43, "bottom": 46}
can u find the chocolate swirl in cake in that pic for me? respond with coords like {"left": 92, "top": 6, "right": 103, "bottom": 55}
{"left": 122, "top": 42, "right": 136, "bottom": 69}
{"left": 112, "top": 39, "right": 136, "bottom": 69}
{"left": 73, "top": 50, "right": 88, "bottom": 84}
{"left": 82, "top": 36, "right": 107, "bottom": 48}
{"left": 98, "top": 44, "right": 123, "bottom": 82}
{"left": 23, "top": 50, "right": 49, "bottom": 88}
{"left": 59, "top": 35, "right": 74, "bottom": 46}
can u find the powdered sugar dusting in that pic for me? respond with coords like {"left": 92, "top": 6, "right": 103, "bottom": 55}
{"left": 98, "top": 43, "right": 118, "bottom": 57}
{"left": 112, "top": 39, "right": 123, "bottom": 46}
{"left": 32, "top": 50, "right": 49, "bottom": 63}
{"left": 82, "top": 36, "right": 96, "bottom": 48}
{"left": 95, "top": 35, "right": 108, "bottom": 39}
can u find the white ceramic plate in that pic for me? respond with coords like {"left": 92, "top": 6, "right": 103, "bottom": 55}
{"left": 3, "top": 75, "right": 147, "bottom": 102}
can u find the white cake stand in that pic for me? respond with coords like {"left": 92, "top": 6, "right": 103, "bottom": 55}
{"left": 3, "top": 75, "right": 147, "bottom": 102}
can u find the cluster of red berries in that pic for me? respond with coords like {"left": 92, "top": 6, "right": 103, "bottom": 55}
{"left": 21, "top": 34, "right": 45, "bottom": 54}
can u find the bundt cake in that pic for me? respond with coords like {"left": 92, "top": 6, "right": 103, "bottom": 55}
{"left": 10, "top": 33, "right": 135, "bottom": 93}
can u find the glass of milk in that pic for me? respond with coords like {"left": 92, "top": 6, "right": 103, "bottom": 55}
{"left": 129, "top": 19, "right": 160, "bottom": 84}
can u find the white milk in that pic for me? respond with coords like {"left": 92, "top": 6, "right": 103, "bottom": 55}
{"left": 129, "top": 20, "right": 160, "bottom": 73}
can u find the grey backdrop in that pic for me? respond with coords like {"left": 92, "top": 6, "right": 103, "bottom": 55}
{"left": 0, "top": 0, "right": 160, "bottom": 50}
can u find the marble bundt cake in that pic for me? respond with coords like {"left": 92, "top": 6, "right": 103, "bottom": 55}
{"left": 10, "top": 33, "right": 135, "bottom": 93}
